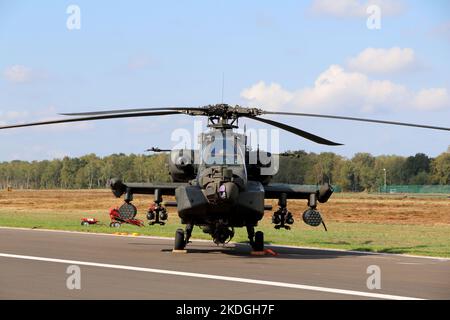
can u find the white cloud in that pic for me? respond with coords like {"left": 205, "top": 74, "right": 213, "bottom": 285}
{"left": 348, "top": 47, "right": 416, "bottom": 74}
{"left": 241, "top": 65, "right": 449, "bottom": 113}
{"left": 310, "top": 0, "right": 405, "bottom": 18}
{"left": 413, "top": 88, "right": 450, "bottom": 111}
{"left": 241, "top": 81, "right": 293, "bottom": 109}
{"left": 293, "top": 65, "right": 409, "bottom": 112}
{"left": 3, "top": 65, "right": 33, "bottom": 83}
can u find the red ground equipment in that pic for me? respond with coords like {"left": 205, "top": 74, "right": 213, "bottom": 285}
{"left": 81, "top": 218, "right": 99, "bottom": 226}
{"left": 109, "top": 203, "right": 144, "bottom": 228}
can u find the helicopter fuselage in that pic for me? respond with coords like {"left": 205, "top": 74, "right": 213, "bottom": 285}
{"left": 172, "top": 129, "right": 267, "bottom": 243}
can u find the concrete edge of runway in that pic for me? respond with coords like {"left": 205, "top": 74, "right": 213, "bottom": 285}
{"left": 1, "top": 225, "right": 448, "bottom": 261}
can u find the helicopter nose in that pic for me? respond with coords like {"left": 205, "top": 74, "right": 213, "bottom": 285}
{"left": 218, "top": 182, "right": 239, "bottom": 204}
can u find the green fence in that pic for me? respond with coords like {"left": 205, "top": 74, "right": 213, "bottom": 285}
{"left": 281, "top": 185, "right": 343, "bottom": 192}
{"left": 379, "top": 185, "right": 450, "bottom": 194}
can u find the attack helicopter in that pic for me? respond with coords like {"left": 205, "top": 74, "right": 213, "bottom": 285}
{"left": 1, "top": 104, "right": 449, "bottom": 252}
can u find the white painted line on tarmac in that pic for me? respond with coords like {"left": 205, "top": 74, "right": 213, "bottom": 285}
{"left": 0, "top": 252, "right": 424, "bottom": 300}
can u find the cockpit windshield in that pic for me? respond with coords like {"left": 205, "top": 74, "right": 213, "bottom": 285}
{"left": 201, "top": 132, "right": 245, "bottom": 166}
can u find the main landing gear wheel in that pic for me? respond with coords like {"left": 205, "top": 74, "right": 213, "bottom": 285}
{"left": 174, "top": 228, "right": 186, "bottom": 251}
{"left": 110, "top": 222, "right": 121, "bottom": 228}
{"left": 253, "top": 231, "right": 264, "bottom": 252}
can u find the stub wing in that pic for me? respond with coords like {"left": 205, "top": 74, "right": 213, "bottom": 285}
{"left": 263, "top": 183, "right": 334, "bottom": 203}
{"left": 108, "top": 179, "right": 187, "bottom": 198}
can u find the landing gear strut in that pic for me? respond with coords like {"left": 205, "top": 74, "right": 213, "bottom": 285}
{"left": 185, "top": 224, "right": 194, "bottom": 244}
{"left": 246, "top": 225, "right": 264, "bottom": 252}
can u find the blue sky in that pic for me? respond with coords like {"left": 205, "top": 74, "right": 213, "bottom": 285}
{"left": 1, "top": 0, "right": 449, "bottom": 161}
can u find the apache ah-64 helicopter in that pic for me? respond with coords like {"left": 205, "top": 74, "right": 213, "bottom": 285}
{"left": 1, "top": 104, "right": 449, "bottom": 252}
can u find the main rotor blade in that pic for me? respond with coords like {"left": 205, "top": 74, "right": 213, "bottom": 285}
{"left": 0, "top": 111, "right": 182, "bottom": 130}
{"left": 245, "top": 116, "right": 343, "bottom": 146}
{"left": 262, "top": 111, "right": 450, "bottom": 132}
{"left": 60, "top": 107, "right": 206, "bottom": 116}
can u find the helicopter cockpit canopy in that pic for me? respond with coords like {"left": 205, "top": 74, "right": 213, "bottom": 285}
{"left": 200, "top": 131, "right": 246, "bottom": 167}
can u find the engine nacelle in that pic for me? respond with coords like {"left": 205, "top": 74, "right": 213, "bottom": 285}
{"left": 169, "top": 149, "right": 198, "bottom": 182}
{"left": 246, "top": 150, "right": 273, "bottom": 185}
{"left": 108, "top": 178, "right": 126, "bottom": 198}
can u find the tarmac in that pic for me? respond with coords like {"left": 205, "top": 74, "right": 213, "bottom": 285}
{"left": 0, "top": 227, "right": 449, "bottom": 300}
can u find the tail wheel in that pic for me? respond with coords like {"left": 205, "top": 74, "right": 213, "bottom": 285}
{"left": 254, "top": 231, "right": 264, "bottom": 252}
{"left": 174, "top": 228, "right": 186, "bottom": 251}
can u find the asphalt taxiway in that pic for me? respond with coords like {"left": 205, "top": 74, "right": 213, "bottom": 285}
{"left": 0, "top": 227, "right": 449, "bottom": 300}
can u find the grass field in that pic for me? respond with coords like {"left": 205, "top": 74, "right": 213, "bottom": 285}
{"left": 0, "top": 189, "right": 449, "bottom": 257}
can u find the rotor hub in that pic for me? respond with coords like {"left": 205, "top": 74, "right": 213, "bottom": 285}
{"left": 193, "top": 104, "right": 263, "bottom": 130}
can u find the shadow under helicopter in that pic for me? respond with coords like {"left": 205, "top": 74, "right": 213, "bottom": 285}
{"left": 141, "top": 242, "right": 378, "bottom": 260}
{"left": 129, "top": 240, "right": 430, "bottom": 260}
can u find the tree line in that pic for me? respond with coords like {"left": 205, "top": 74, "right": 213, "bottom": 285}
{"left": 0, "top": 154, "right": 170, "bottom": 190}
{"left": 273, "top": 150, "right": 450, "bottom": 191}
{"left": 0, "top": 149, "right": 449, "bottom": 192}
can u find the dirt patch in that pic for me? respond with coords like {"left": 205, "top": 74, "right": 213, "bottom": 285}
{"left": 1, "top": 189, "right": 449, "bottom": 226}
